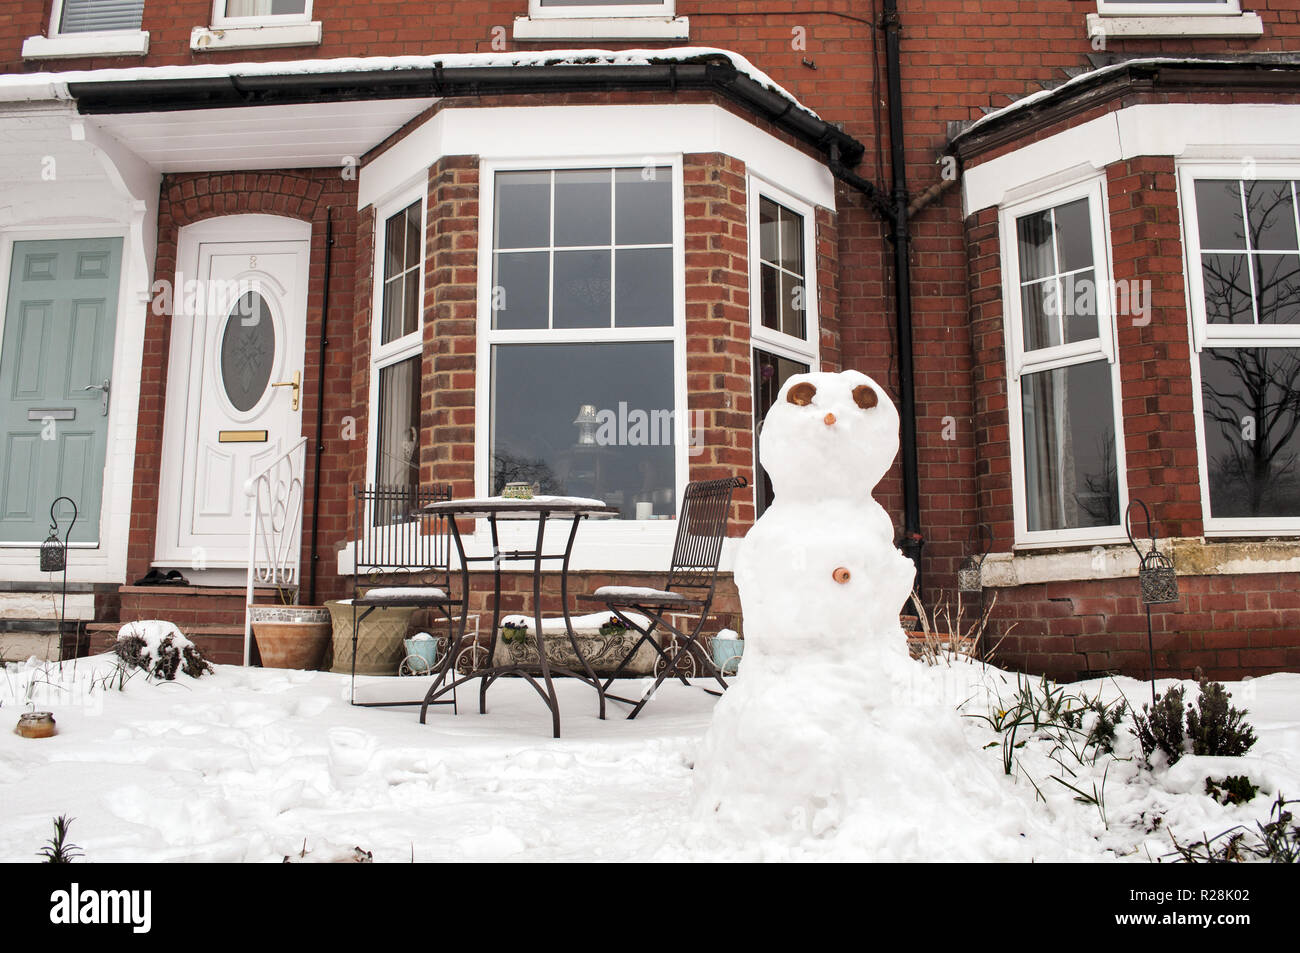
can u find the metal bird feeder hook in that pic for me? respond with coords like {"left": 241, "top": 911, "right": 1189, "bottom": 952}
{"left": 40, "top": 497, "right": 77, "bottom": 662}
{"left": 957, "top": 522, "right": 992, "bottom": 593}
{"left": 1125, "top": 498, "right": 1179, "bottom": 706}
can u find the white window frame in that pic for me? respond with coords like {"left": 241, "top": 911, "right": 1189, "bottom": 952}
{"left": 1178, "top": 158, "right": 1300, "bottom": 537}
{"left": 365, "top": 182, "right": 427, "bottom": 494}
{"left": 1096, "top": 0, "right": 1240, "bottom": 14}
{"left": 212, "top": 0, "right": 313, "bottom": 26}
{"left": 49, "top": 0, "right": 146, "bottom": 35}
{"left": 999, "top": 173, "right": 1130, "bottom": 548}
{"left": 748, "top": 176, "right": 821, "bottom": 368}
{"left": 529, "top": 0, "right": 675, "bottom": 18}
{"left": 23, "top": 0, "right": 150, "bottom": 59}
{"left": 475, "top": 155, "right": 688, "bottom": 544}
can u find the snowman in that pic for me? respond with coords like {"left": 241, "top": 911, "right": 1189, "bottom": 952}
{"left": 687, "top": 370, "right": 985, "bottom": 852}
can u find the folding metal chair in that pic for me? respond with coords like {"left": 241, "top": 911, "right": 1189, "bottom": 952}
{"left": 578, "top": 476, "right": 746, "bottom": 718}
{"left": 348, "top": 484, "right": 468, "bottom": 709}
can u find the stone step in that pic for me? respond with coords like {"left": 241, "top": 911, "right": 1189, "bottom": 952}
{"left": 119, "top": 584, "right": 282, "bottom": 629}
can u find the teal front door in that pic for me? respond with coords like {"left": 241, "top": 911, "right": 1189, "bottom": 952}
{"left": 0, "top": 238, "right": 122, "bottom": 545}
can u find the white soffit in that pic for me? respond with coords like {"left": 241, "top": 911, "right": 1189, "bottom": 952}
{"left": 90, "top": 97, "right": 435, "bottom": 173}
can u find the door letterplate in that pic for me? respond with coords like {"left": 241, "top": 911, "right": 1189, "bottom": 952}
{"left": 28, "top": 409, "right": 75, "bottom": 421}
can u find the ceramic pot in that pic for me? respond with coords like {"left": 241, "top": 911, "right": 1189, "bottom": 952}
{"left": 250, "top": 605, "right": 332, "bottom": 670}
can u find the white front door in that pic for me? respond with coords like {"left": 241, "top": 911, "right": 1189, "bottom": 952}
{"left": 156, "top": 216, "right": 311, "bottom": 568}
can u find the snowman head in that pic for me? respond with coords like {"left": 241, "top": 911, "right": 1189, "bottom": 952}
{"left": 758, "top": 369, "right": 899, "bottom": 500}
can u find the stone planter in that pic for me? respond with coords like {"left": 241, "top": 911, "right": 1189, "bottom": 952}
{"left": 325, "top": 600, "right": 420, "bottom": 676}
{"left": 250, "top": 605, "right": 332, "bottom": 670}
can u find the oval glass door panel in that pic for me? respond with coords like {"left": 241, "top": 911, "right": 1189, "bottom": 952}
{"left": 219, "top": 292, "right": 276, "bottom": 413}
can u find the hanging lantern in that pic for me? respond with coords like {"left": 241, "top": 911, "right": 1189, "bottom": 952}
{"left": 957, "top": 523, "right": 992, "bottom": 593}
{"left": 40, "top": 528, "right": 65, "bottom": 573}
{"left": 573, "top": 403, "right": 599, "bottom": 446}
{"left": 1139, "top": 549, "right": 1179, "bottom": 605}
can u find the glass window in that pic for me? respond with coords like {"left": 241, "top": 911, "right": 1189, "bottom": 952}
{"left": 757, "top": 196, "right": 808, "bottom": 341}
{"left": 1004, "top": 181, "right": 1125, "bottom": 542}
{"left": 1095, "top": 1, "right": 1241, "bottom": 14}
{"left": 375, "top": 356, "right": 421, "bottom": 490}
{"left": 219, "top": 292, "right": 275, "bottom": 413}
{"left": 752, "top": 349, "right": 810, "bottom": 516}
{"left": 219, "top": 0, "right": 309, "bottom": 18}
{"left": 535, "top": 0, "right": 673, "bottom": 14}
{"left": 57, "top": 0, "right": 145, "bottom": 33}
{"left": 381, "top": 201, "right": 422, "bottom": 346}
{"left": 487, "top": 166, "right": 679, "bottom": 519}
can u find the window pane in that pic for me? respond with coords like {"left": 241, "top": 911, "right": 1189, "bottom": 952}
{"left": 384, "top": 207, "right": 407, "bottom": 280}
{"left": 554, "top": 169, "right": 611, "bottom": 248}
{"left": 553, "top": 249, "right": 611, "bottom": 328}
{"left": 491, "top": 343, "right": 676, "bottom": 518}
{"left": 759, "top": 197, "right": 779, "bottom": 264}
{"left": 1200, "top": 347, "right": 1300, "bottom": 519}
{"left": 381, "top": 273, "right": 418, "bottom": 342}
{"left": 1195, "top": 180, "right": 1246, "bottom": 250}
{"left": 1054, "top": 199, "right": 1094, "bottom": 273}
{"left": 753, "top": 349, "right": 810, "bottom": 515}
{"left": 60, "top": 0, "right": 145, "bottom": 33}
{"left": 492, "top": 251, "right": 549, "bottom": 331}
{"left": 225, "top": 0, "right": 308, "bottom": 16}
{"left": 405, "top": 203, "right": 422, "bottom": 268}
{"left": 781, "top": 275, "right": 806, "bottom": 339}
{"left": 778, "top": 205, "right": 805, "bottom": 274}
{"left": 759, "top": 263, "right": 779, "bottom": 331}
{"left": 1021, "top": 360, "right": 1119, "bottom": 532}
{"left": 220, "top": 293, "right": 274, "bottom": 413}
{"left": 615, "top": 168, "right": 672, "bottom": 245}
{"left": 495, "top": 171, "right": 551, "bottom": 249}
{"left": 1202, "top": 253, "right": 1254, "bottom": 324}
{"left": 375, "top": 356, "right": 422, "bottom": 495}
{"left": 1016, "top": 209, "right": 1054, "bottom": 282}
{"left": 1061, "top": 269, "right": 1100, "bottom": 344}
{"left": 615, "top": 247, "right": 672, "bottom": 327}
{"left": 1256, "top": 254, "right": 1300, "bottom": 325}
{"left": 1020, "top": 279, "right": 1059, "bottom": 351}
{"left": 1244, "top": 180, "right": 1298, "bottom": 252}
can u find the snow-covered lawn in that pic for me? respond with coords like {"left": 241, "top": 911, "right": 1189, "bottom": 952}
{"left": 1, "top": 654, "right": 1297, "bottom": 862}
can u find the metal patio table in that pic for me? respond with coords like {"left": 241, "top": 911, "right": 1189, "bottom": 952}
{"left": 418, "top": 496, "right": 618, "bottom": 738}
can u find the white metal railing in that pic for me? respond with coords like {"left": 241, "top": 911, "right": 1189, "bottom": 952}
{"left": 242, "top": 437, "right": 308, "bottom": 665}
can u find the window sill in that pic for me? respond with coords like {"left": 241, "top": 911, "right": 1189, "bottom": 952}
{"left": 1085, "top": 12, "right": 1263, "bottom": 38}
{"left": 511, "top": 16, "right": 689, "bottom": 40}
{"left": 22, "top": 31, "right": 149, "bottom": 60}
{"left": 191, "top": 22, "right": 323, "bottom": 52}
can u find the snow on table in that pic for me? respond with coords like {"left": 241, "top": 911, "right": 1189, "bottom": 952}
{"left": 1, "top": 655, "right": 1297, "bottom": 862}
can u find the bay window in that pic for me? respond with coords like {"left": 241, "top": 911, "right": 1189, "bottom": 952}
{"left": 1000, "top": 177, "right": 1126, "bottom": 545}
{"left": 1181, "top": 164, "right": 1300, "bottom": 532}
{"left": 482, "top": 162, "right": 683, "bottom": 520}
{"left": 370, "top": 194, "right": 424, "bottom": 520}
{"left": 750, "top": 181, "right": 819, "bottom": 516}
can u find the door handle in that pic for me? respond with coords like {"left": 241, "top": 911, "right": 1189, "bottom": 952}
{"left": 271, "top": 370, "right": 301, "bottom": 411}
{"left": 82, "top": 378, "right": 110, "bottom": 416}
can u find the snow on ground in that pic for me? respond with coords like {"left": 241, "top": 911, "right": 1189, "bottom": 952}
{"left": 0, "top": 654, "right": 1296, "bottom": 862}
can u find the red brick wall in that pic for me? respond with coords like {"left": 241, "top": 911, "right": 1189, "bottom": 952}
{"left": 128, "top": 170, "right": 359, "bottom": 603}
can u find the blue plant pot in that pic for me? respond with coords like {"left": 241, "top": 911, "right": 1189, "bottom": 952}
{"left": 402, "top": 636, "right": 442, "bottom": 674}
{"left": 711, "top": 637, "right": 744, "bottom": 676}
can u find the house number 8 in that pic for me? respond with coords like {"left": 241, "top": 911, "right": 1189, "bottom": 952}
{"left": 249, "top": 255, "right": 258, "bottom": 269}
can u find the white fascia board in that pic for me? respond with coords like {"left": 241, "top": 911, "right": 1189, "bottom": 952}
{"left": 963, "top": 102, "right": 1300, "bottom": 215}
{"left": 191, "top": 22, "right": 323, "bottom": 52}
{"left": 359, "top": 103, "right": 836, "bottom": 211}
{"left": 1086, "top": 12, "right": 1263, "bottom": 38}
{"left": 512, "top": 16, "right": 690, "bottom": 40}
{"left": 23, "top": 31, "right": 150, "bottom": 60}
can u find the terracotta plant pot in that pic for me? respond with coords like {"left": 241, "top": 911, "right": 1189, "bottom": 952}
{"left": 250, "top": 606, "right": 332, "bottom": 670}
{"left": 15, "top": 711, "right": 56, "bottom": 738}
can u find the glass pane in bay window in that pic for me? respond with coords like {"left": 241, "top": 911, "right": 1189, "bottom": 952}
{"left": 1016, "top": 209, "right": 1054, "bottom": 282}
{"left": 1061, "top": 269, "right": 1100, "bottom": 345}
{"left": 1244, "top": 180, "right": 1298, "bottom": 252}
{"left": 1195, "top": 180, "right": 1246, "bottom": 250}
{"left": 781, "top": 275, "right": 806, "bottom": 339}
{"left": 753, "top": 348, "right": 810, "bottom": 515}
{"left": 493, "top": 251, "right": 549, "bottom": 330}
{"left": 553, "top": 249, "right": 611, "bottom": 328}
{"left": 1200, "top": 347, "right": 1300, "bottom": 519}
{"left": 759, "top": 197, "right": 779, "bottom": 264}
{"left": 375, "top": 355, "right": 422, "bottom": 515}
{"left": 381, "top": 273, "right": 418, "bottom": 343}
{"left": 759, "top": 263, "right": 780, "bottom": 332}
{"left": 778, "top": 205, "right": 805, "bottom": 274}
{"left": 1020, "top": 279, "right": 1059, "bottom": 351}
{"left": 554, "top": 169, "right": 612, "bottom": 248}
{"left": 1202, "top": 253, "right": 1254, "bottom": 324}
{"left": 495, "top": 171, "right": 551, "bottom": 249}
{"left": 1021, "top": 360, "right": 1119, "bottom": 532}
{"left": 615, "top": 247, "right": 672, "bottom": 327}
{"left": 1054, "top": 199, "right": 1094, "bottom": 273}
{"left": 1256, "top": 254, "right": 1300, "bottom": 325}
{"left": 614, "top": 168, "right": 672, "bottom": 245}
{"left": 491, "top": 342, "right": 676, "bottom": 518}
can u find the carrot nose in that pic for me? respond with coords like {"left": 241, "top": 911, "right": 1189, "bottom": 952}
{"left": 823, "top": 412, "right": 836, "bottom": 426}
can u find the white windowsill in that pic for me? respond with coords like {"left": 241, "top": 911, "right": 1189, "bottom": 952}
{"left": 191, "top": 22, "right": 323, "bottom": 52}
{"left": 22, "top": 31, "right": 149, "bottom": 60}
{"left": 1086, "top": 12, "right": 1263, "bottom": 38}
{"left": 512, "top": 16, "right": 689, "bottom": 40}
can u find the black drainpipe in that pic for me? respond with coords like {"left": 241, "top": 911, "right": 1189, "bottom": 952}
{"left": 881, "top": 0, "right": 924, "bottom": 590}
{"left": 307, "top": 208, "right": 334, "bottom": 606}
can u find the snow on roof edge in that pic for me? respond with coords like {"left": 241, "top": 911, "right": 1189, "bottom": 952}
{"left": 0, "top": 47, "right": 820, "bottom": 120}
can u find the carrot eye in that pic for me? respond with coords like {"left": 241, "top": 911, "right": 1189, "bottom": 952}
{"left": 853, "top": 384, "right": 878, "bottom": 410}
{"left": 787, "top": 382, "right": 817, "bottom": 406}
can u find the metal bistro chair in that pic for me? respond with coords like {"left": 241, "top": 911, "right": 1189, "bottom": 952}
{"left": 348, "top": 484, "right": 468, "bottom": 709}
{"left": 578, "top": 476, "right": 746, "bottom": 719}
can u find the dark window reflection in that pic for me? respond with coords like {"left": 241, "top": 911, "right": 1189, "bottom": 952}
{"left": 753, "top": 349, "right": 809, "bottom": 515}
{"left": 375, "top": 355, "right": 422, "bottom": 523}
{"left": 1200, "top": 347, "right": 1300, "bottom": 519}
{"left": 1021, "top": 359, "right": 1119, "bottom": 531}
{"left": 491, "top": 342, "right": 676, "bottom": 518}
